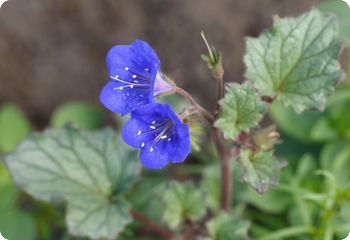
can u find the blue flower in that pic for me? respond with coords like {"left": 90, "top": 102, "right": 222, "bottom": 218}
{"left": 122, "top": 103, "right": 190, "bottom": 169}
{"left": 100, "top": 39, "right": 173, "bottom": 116}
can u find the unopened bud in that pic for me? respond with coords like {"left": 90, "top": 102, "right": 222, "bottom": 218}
{"left": 253, "top": 125, "right": 280, "bottom": 151}
{"left": 200, "top": 31, "right": 224, "bottom": 80}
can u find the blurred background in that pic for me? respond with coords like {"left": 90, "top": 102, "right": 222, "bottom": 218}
{"left": 0, "top": 0, "right": 322, "bottom": 127}
{"left": 1, "top": 0, "right": 350, "bottom": 240}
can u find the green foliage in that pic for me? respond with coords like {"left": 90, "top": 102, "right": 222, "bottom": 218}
{"left": 5, "top": 127, "right": 141, "bottom": 239}
{"left": 163, "top": 181, "right": 206, "bottom": 229}
{"left": 0, "top": 104, "right": 36, "bottom": 240}
{"left": 245, "top": 9, "right": 342, "bottom": 113}
{"left": 0, "top": 184, "right": 36, "bottom": 240}
{"left": 320, "top": 142, "right": 350, "bottom": 189}
{"left": 0, "top": 104, "right": 30, "bottom": 152}
{"left": 239, "top": 149, "right": 281, "bottom": 194}
{"left": 206, "top": 213, "right": 250, "bottom": 240}
{"left": 215, "top": 83, "right": 264, "bottom": 140}
{"left": 319, "top": 0, "right": 350, "bottom": 45}
{"left": 50, "top": 101, "right": 103, "bottom": 129}
{"left": 269, "top": 101, "right": 322, "bottom": 143}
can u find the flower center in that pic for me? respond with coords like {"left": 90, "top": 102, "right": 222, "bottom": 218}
{"left": 139, "top": 119, "right": 175, "bottom": 151}
{"left": 111, "top": 66, "right": 152, "bottom": 90}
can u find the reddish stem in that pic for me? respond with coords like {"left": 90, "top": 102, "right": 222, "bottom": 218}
{"left": 174, "top": 87, "right": 214, "bottom": 124}
{"left": 130, "top": 209, "right": 174, "bottom": 239}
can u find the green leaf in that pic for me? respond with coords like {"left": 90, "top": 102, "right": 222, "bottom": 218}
{"left": 207, "top": 213, "right": 250, "bottom": 240}
{"left": 200, "top": 163, "right": 246, "bottom": 211}
{"left": 269, "top": 101, "right": 323, "bottom": 143}
{"left": 310, "top": 117, "right": 338, "bottom": 141}
{"left": 319, "top": 0, "right": 350, "bottom": 46}
{"left": 239, "top": 149, "right": 281, "bottom": 194}
{"left": 320, "top": 142, "right": 350, "bottom": 189}
{"left": 5, "top": 127, "right": 141, "bottom": 239}
{"left": 245, "top": 9, "right": 342, "bottom": 113}
{"left": 0, "top": 180, "right": 36, "bottom": 240}
{"left": 163, "top": 181, "right": 206, "bottom": 229}
{"left": 215, "top": 83, "right": 264, "bottom": 140}
{"left": 129, "top": 174, "right": 167, "bottom": 222}
{"left": 244, "top": 188, "right": 290, "bottom": 214}
{"left": 50, "top": 102, "right": 103, "bottom": 129}
{"left": 0, "top": 104, "right": 30, "bottom": 152}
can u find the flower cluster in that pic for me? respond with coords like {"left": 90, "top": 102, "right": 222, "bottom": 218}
{"left": 100, "top": 40, "right": 190, "bottom": 169}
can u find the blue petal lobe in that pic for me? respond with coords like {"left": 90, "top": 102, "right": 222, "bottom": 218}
{"left": 99, "top": 81, "right": 150, "bottom": 116}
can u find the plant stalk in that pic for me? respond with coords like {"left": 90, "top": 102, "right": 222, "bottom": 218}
{"left": 130, "top": 209, "right": 174, "bottom": 239}
{"left": 213, "top": 71, "right": 232, "bottom": 212}
{"left": 174, "top": 87, "right": 214, "bottom": 124}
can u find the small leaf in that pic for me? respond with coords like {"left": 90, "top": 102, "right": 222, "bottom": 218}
{"left": 214, "top": 83, "right": 264, "bottom": 140}
{"left": 239, "top": 149, "right": 281, "bottom": 194}
{"left": 5, "top": 127, "right": 141, "bottom": 239}
{"left": 0, "top": 104, "right": 30, "bottom": 152}
{"left": 207, "top": 213, "right": 250, "bottom": 240}
{"left": 245, "top": 9, "right": 342, "bottom": 113}
{"left": 163, "top": 181, "right": 206, "bottom": 229}
{"left": 50, "top": 101, "right": 103, "bottom": 129}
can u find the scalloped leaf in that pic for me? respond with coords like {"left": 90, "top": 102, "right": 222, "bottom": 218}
{"left": 163, "top": 181, "right": 206, "bottom": 229}
{"left": 239, "top": 149, "right": 282, "bottom": 194}
{"left": 245, "top": 9, "right": 342, "bottom": 113}
{"left": 5, "top": 127, "right": 141, "bottom": 240}
{"left": 214, "top": 83, "right": 264, "bottom": 140}
{"left": 206, "top": 213, "right": 250, "bottom": 240}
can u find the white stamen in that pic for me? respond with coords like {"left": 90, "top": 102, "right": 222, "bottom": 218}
{"left": 125, "top": 67, "right": 129, "bottom": 71}
{"left": 152, "top": 121, "right": 156, "bottom": 124}
{"left": 137, "top": 130, "right": 142, "bottom": 136}
{"left": 115, "top": 75, "right": 119, "bottom": 79}
{"left": 167, "top": 138, "right": 172, "bottom": 141}
{"left": 161, "top": 135, "right": 167, "bottom": 139}
{"left": 113, "top": 86, "right": 123, "bottom": 90}
{"left": 132, "top": 75, "right": 137, "bottom": 78}
{"left": 134, "top": 80, "right": 139, "bottom": 83}
{"left": 150, "top": 126, "right": 156, "bottom": 129}
{"left": 144, "top": 68, "right": 149, "bottom": 72}
{"left": 130, "top": 85, "right": 134, "bottom": 89}
{"left": 150, "top": 147, "right": 154, "bottom": 152}
{"left": 141, "top": 142, "right": 145, "bottom": 147}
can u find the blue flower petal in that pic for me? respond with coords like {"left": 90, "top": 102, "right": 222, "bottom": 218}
{"left": 121, "top": 103, "right": 191, "bottom": 169}
{"left": 99, "top": 80, "right": 150, "bottom": 116}
{"left": 101, "top": 39, "right": 162, "bottom": 115}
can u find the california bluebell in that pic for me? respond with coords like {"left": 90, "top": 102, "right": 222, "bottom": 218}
{"left": 121, "top": 103, "right": 190, "bottom": 169}
{"left": 100, "top": 39, "right": 173, "bottom": 116}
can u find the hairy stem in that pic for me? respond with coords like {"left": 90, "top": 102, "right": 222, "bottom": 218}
{"left": 213, "top": 71, "right": 232, "bottom": 212}
{"left": 213, "top": 127, "right": 232, "bottom": 211}
{"left": 174, "top": 87, "right": 214, "bottom": 124}
{"left": 130, "top": 209, "right": 174, "bottom": 239}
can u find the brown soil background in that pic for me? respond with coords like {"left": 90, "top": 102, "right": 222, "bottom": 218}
{"left": 0, "top": 0, "right": 321, "bottom": 126}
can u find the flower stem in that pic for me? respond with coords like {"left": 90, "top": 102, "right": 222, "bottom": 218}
{"left": 211, "top": 67, "right": 233, "bottom": 212}
{"left": 213, "top": 128, "right": 232, "bottom": 211}
{"left": 130, "top": 208, "right": 174, "bottom": 239}
{"left": 174, "top": 87, "right": 214, "bottom": 124}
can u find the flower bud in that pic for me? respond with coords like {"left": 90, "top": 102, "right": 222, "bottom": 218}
{"left": 253, "top": 125, "right": 280, "bottom": 151}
